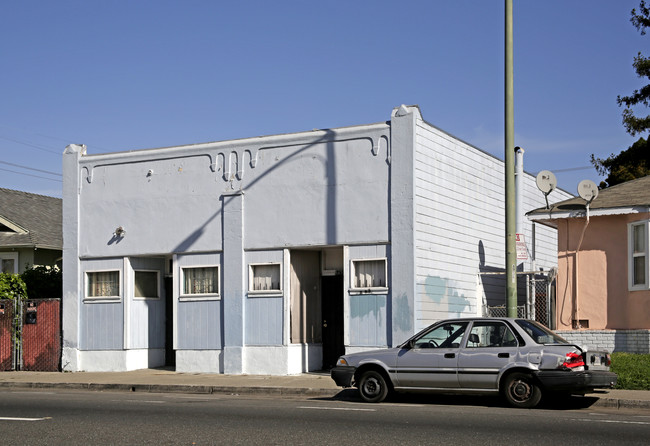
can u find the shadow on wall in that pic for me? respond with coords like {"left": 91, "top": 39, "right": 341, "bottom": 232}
{"left": 478, "top": 240, "right": 507, "bottom": 308}
{"left": 392, "top": 293, "right": 412, "bottom": 335}
{"left": 478, "top": 240, "right": 530, "bottom": 309}
{"left": 614, "top": 330, "right": 650, "bottom": 354}
{"left": 167, "top": 129, "right": 350, "bottom": 254}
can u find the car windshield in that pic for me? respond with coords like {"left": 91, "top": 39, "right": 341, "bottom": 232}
{"left": 515, "top": 319, "right": 568, "bottom": 345}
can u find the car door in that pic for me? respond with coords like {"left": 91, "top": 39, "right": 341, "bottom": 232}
{"left": 457, "top": 321, "right": 519, "bottom": 389}
{"left": 395, "top": 322, "right": 468, "bottom": 389}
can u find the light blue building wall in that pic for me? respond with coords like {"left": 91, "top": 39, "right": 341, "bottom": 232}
{"left": 62, "top": 105, "right": 570, "bottom": 374}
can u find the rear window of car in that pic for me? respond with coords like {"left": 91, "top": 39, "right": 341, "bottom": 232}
{"left": 515, "top": 319, "right": 568, "bottom": 345}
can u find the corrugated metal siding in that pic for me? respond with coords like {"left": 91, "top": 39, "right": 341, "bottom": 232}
{"left": 130, "top": 299, "right": 165, "bottom": 349}
{"left": 348, "top": 245, "right": 389, "bottom": 346}
{"left": 176, "top": 300, "right": 222, "bottom": 349}
{"left": 245, "top": 250, "right": 284, "bottom": 346}
{"left": 245, "top": 297, "right": 283, "bottom": 345}
{"left": 349, "top": 294, "right": 387, "bottom": 346}
{"left": 129, "top": 257, "right": 166, "bottom": 349}
{"left": 79, "top": 258, "right": 125, "bottom": 350}
{"left": 175, "top": 253, "right": 223, "bottom": 350}
{"left": 80, "top": 302, "right": 123, "bottom": 350}
{"left": 413, "top": 121, "right": 571, "bottom": 331}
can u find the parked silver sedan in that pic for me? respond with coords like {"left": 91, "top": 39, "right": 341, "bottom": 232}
{"left": 331, "top": 318, "right": 617, "bottom": 408}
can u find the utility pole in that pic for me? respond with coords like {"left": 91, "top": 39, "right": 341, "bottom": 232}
{"left": 505, "top": 0, "right": 517, "bottom": 317}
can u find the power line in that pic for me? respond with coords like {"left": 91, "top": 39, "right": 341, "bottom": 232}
{"left": 0, "top": 167, "right": 62, "bottom": 182}
{"left": 0, "top": 160, "right": 61, "bottom": 177}
{"left": 0, "top": 135, "right": 60, "bottom": 155}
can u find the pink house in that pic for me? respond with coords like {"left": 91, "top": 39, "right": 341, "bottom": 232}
{"left": 527, "top": 175, "right": 650, "bottom": 353}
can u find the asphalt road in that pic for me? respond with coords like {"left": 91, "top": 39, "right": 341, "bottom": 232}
{"left": 0, "top": 390, "right": 649, "bottom": 445}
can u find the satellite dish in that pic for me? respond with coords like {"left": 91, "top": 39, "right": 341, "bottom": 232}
{"left": 577, "top": 179, "right": 599, "bottom": 202}
{"left": 536, "top": 170, "right": 557, "bottom": 194}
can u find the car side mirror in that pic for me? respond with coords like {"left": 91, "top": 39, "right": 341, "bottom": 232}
{"left": 469, "top": 333, "right": 480, "bottom": 344}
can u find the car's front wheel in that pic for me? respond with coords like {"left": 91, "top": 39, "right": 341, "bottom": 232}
{"left": 502, "top": 372, "right": 542, "bottom": 408}
{"left": 358, "top": 370, "right": 389, "bottom": 403}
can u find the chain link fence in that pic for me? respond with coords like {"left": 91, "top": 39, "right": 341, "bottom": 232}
{"left": 480, "top": 271, "right": 556, "bottom": 329}
{"left": 0, "top": 298, "right": 61, "bottom": 371}
{"left": 0, "top": 299, "right": 15, "bottom": 371}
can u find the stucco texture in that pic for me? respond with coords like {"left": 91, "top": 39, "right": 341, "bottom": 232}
{"left": 556, "top": 213, "right": 650, "bottom": 330}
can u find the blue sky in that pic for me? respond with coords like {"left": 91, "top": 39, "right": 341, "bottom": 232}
{"left": 0, "top": 0, "right": 646, "bottom": 199}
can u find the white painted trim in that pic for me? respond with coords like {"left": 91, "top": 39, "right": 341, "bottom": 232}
{"left": 529, "top": 206, "right": 650, "bottom": 222}
{"left": 172, "top": 254, "right": 178, "bottom": 350}
{"left": 283, "top": 249, "right": 290, "bottom": 346}
{"left": 0, "top": 216, "right": 28, "bottom": 234}
{"left": 83, "top": 269, "right": 122, "bottom": 302}
{"left": 179, "top": 264, "right": 221, "bottom": 300}
{"left": 133, "top": 269, "right": 161, "bottom": 299}
{"left": 349, "top": 257, "right": 388, "bottom": 292}
{"left": 343, "top": 245, "right": 350, "bottom": 346}
{"left": 628, "top": 220, "right": 650, "bottom": 291}
{"left": 247, "top": 262, "right": 283, "bottom": 295}
{"left": 123, "top": 258, "right": 132, "bottom": 350}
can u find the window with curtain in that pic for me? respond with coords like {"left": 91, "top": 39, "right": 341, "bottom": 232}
{"left": 249, "top": 263, "right": 281, "bottom": 293}
{"left": 87, "top": 271, "right": 120, "bottom": 298}
{"left": 182, "top": 266, "right": 219, "bottom": 296}
{"left": 134, "top": 270, "right": 159, "bottom": 299}
{"left": 351, "top": 258, "right": 387, "bottom": 290}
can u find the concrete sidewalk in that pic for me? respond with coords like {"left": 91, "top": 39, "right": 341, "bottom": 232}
{"left": 0, "top": 368, "right": 648, "bottom": 410}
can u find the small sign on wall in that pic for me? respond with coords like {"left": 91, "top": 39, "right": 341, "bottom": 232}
{"left": 516, "top": 233, "right": 528, "bottom": 260}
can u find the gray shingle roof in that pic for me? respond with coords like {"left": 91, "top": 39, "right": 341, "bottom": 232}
{"left": 0, "top": 188, "right": 62, "bottom": 250}
{"left": 527, "top": 175, "right": 650, "bottom": 219}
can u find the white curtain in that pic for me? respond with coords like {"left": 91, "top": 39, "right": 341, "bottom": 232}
{"left": 88, "top": 271, "right": 119, "bottom": 297}
{"left": 184, "top": 267, "right": 218, "bottom": 294}
{"left": 252, "top": 264, "right": 280, "bottom": 291}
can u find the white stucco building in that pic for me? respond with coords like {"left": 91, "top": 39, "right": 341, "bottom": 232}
{"left": 62, "top": 105, "right": 571, "bottom": 374}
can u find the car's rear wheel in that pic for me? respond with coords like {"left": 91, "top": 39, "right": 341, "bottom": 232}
{"left": 358, "top": 370, "right": 389, "bottom": 403}
{"left": 502, "top": 372, "right": 542, "bottom": 408}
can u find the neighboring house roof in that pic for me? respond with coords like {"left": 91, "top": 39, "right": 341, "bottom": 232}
{"left": 0, "top": 188, "right": 62, "bottom": 250}
{"left": 527, "top": 175, "right": 650, "bottom": 227}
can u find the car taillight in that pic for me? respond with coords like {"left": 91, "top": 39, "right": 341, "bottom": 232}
{"left": 561, "top": 351, "right": 585, "bottom": 370}
{"left": 605, "top": 353, "right": 612, "bottom": 367}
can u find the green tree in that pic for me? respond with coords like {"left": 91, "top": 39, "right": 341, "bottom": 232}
{"left": 592, "top": 1, "right": 650, "bottom": 187}
{"left": 0, "top": 273, "right": 27, "bottom": 300}
{"left": 21, "top": 265, "right": 62, "bottom": 300}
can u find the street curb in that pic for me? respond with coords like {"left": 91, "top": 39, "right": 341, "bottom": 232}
{"left": 591, "top": 397, "right": 650, "bottom": 410}
{"left": 0, "top": 381, "right": 341, "bottom": 399}
{"left": 1, "top": 382, "right": 648, "bottom": 409}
